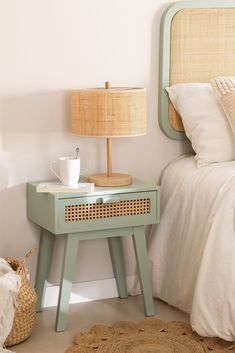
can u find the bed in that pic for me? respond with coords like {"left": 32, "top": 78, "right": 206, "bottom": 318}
{"left": 149, "top": 0, "right": 235, "bottom": 341}
{"left": 149, "top": 156, "right": 235, "bottom": 340}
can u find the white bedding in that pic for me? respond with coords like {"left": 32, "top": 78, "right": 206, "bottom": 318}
{"left": 148, "top": 155, "right": 235, "bottom": 341}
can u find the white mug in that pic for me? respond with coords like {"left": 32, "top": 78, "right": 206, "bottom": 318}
{"left": 50, "top": 157, "right": 80, "bottom": 186}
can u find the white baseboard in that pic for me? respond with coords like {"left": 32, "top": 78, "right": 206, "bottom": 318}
{"left": 44, "top": 275, "right": 140, "bottom": 308}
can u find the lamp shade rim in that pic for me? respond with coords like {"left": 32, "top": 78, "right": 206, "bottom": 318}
{"left": 70, "top": 87, "right": 146, "bottom": 93}
{"left": 70, "top": 132, "right": 147, "bottom": 138}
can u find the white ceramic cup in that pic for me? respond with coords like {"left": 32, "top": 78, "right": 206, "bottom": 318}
{"left": 50, "top": 157, "right": 80, "bottom": 186}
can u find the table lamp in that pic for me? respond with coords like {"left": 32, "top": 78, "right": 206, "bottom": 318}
{"left": 70, "top": 82, "right": 147, "bottom": 187}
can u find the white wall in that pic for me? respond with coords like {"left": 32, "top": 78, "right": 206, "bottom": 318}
{"left": 0, "top": 0, "right": 190, "bottom": 287}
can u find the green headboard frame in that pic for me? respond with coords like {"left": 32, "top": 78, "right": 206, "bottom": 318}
{"left": 158, "top": 0, "right": 235, "bottom": 140}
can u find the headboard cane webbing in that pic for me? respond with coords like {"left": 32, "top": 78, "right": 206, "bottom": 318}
{"left": 159, "top": 0, "right": 235, "bottom": 140}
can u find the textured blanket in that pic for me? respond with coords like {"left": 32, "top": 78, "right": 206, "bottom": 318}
{"left": 0, "top": 259, "right": 21, "bottom": 353}
{"left": 211, "top": 76, "right": 235, "bottom": 136}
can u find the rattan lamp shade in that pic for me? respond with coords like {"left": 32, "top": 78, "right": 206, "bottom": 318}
{"left": 70, "top": 83, "right": 147, "bottom": 186}
{"left": 70, "top": 88, "right": 146, "bottom": 137}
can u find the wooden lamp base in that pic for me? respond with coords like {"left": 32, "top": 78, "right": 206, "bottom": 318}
{"left": 88, "top": 173, "right": 132, "bottom": 187}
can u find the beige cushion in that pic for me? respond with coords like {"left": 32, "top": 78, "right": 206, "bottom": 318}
{"left": 211, "top": 76, "right": 235, "bottom": 136}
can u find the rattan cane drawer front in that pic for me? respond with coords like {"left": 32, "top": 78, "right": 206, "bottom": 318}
{"left": 58, "top": 191, "right": 158, "bottom": 233}
{"left": 65, "top": 198, "right": 150, "bottom": 222}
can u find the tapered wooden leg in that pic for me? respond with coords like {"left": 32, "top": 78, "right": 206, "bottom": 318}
{"left": 35, "top": 228, "right": 54, "bottom": 312}
{"left": 108, "top": 237, "right": 128, "bottom": 298}
{"left": 132, "top": 226, "right": 155, "bottom": 316}
{"left": 55, "top": 234, "right": 79, "bottom": 332}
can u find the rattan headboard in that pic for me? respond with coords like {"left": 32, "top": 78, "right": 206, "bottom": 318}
{"left": 158, "top": 0, "right": 235, "bottom": 140}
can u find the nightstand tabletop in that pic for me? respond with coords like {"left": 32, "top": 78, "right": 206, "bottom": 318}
{"left": 28, "top": 177, "right": 160, "bottom": 198}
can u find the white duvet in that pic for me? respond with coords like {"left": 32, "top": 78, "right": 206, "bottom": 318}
{"left": 148, "top": 155, "right": 235, "bottom": 341}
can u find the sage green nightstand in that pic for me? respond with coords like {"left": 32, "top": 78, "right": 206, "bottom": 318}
{"left": 27, "top": 179, "right": 160, "bottom": 332}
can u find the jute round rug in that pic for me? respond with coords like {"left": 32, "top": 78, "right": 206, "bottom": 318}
{"left": 65, "top": 318, "right": 234, "bottom": 353}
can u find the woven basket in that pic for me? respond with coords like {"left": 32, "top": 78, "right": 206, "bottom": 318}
{"left": 4, "top": 248, "right": 37, "bottom": 347}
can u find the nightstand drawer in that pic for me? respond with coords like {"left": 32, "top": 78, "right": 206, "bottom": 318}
{"left": 58, "top": 191, "right": 158, "bottom": 232}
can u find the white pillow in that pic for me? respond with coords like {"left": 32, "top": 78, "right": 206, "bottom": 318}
{"left": 166, "top": 83, "right": 235, "bottom": 167}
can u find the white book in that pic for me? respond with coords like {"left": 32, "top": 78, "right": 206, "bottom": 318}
{"left": 36, "top": 182, "right": 94, "bottom": 193}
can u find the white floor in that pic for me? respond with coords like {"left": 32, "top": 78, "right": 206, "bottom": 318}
{"left": 12, "top": 296, "right": 189, "bottom": 353}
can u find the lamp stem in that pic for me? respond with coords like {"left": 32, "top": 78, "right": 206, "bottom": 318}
{"left": 107, "top": 138, "right": 112, "bottom": 177}
{"left": 105, "top": 81, "right": 112, "bottom": 177}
